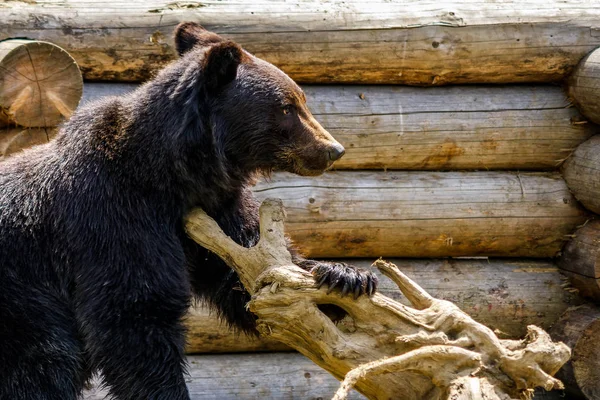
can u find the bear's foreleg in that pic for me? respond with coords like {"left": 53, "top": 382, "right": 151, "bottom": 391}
{"left": 77, "top": 234, "right": 191, "bottom": 400}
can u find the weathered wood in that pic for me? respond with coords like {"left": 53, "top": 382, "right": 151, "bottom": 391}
{"left": 0, "top": 127, "right": 57, "bottom": 159}
{"left": 562, "top": 135, "right": 600, "bottom": 215}
{"left": 550, "top": 304, "right": 600, "bottom": 400}
{"left": 82, "top": 82, "right": 596, "bottom": 170}
{"left": 251, "top": 171, "right": 587, "bottom": 258}
{"left": 82, "top": 352, "right": 569, "bottom": 399}
{"left": 2, "top": 1, "right": 600, "bottom": 84}
{"left": 569, "top": 48, "right": 600, "bottom": 124}
{"left": 0, "top": 40, "right": 82, "bottom": 127}
{"left": 184, "top": 258, "right": 582, "bottom": 354}
{"left": 83, "top": 353, "right": 366, "bottom": 400}
{"left": 558, "top": 221, "right": 600, "bottom": 302}
{"left": 185, "top": 200, "right": 570, "bottom": 400}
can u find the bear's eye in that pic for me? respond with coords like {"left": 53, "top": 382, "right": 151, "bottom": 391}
{"left": 282, "top": 104, "right": 295, "bottom": 115}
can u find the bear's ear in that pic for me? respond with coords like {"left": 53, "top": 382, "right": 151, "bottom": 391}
{"left": 174, "top": 22, "right": 226, "bottom": 56}
{"left": 203, "top": 41, "right": 243, "bottom": 92}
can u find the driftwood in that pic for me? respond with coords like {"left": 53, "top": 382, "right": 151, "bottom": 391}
{"left": 558, "top": 221, "right": 600, "bottom": 302}
{"left": 81, "top": 83, "right": 596, "bottom": 171}
{"left": 568, "top": 48, "right": 600, "bottom": 124}
{"left": 185, "top": 199, "right": 570, "bottom": 400}
{"left": 2, "top": 1, "right": 600, "bottom": 85}
{"left": 549, "top": 305, "right": 600, "bottom": 400}
{"left": 562, "top": 135, "right": 600, "bottom": 215}
{"left": 253, "top": 171, "right": 587, "bottom": 258}
{"left": 184, "top": 258, "right": 583, "bottom": 354}
{"left": 0, "top": 40, "right": 82, "bottom": 128}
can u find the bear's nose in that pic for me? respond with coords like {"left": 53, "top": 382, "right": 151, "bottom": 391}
{"left": 328, "top": 143, "right": 346, "bottom": 161}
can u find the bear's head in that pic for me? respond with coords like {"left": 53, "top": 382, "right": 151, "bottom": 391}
{"left": 173, "top": 22, "right": 345, "bottom": 177}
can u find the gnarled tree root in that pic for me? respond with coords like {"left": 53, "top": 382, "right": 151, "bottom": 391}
{"left": 185, "top": 199, "right": 570, "bottom": 400}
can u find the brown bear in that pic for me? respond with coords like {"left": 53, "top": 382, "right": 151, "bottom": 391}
{"left": 0, "top": 22, "right": 377, "bottom": 399}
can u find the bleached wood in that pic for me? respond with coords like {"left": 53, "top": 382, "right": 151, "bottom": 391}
{"left": 0, "top": 40, "right": 82, "bottom": 127}
{"left": 2, "top": 1, "right": 600, "bottom": 84}
{"left": 184, "top": 199, "right": 571, "bottom": 400}
{"left": 81, "top": 83, "right": 596, "bottom": 170}
{"left": 252, "top": 171, "right": 587, "bottom": 258}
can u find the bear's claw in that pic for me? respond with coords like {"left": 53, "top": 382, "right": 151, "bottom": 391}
{"left": 310, "top": 262, "right": 378, "bottom": 299}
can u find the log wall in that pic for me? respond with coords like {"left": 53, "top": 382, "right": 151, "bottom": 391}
{"left": 253, "top": 171, "right": 587, "bottom": 258}
{"left": 2, "top": 1, "right": 600, "bottom": 84}
{"left": 81, "top": 83, "right": 596, "bottom": 171}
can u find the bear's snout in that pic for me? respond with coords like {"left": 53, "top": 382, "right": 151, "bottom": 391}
{"left": 327, "top": 143, "right": 345, "bottom": 162}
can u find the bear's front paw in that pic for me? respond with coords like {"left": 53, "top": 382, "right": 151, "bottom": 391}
{"left": 310, "top": 261, "right": 378, "bottom": 298}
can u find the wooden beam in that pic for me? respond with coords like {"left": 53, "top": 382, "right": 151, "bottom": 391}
{"left": 2, "top": 1, "right": 600, "bottom": 84}
{"left": 81, "top": 83, "right": 597, "bottom": 171}
{"left": 252, "top": 171, "right": 587, "bottom": 258}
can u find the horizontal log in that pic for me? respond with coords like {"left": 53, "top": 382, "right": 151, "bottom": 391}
{"left": 562, "top": 135, "right": 600, "bottom": 214}
{"left": 253, "top": 171, "right": 587, "bottom": 258}
{"left": 569, "top": 48, "right": 600, "bottom": 124}
{"left": 81, "top": 83, "right": 597, "bottom": 171}
{"left": 83, "top": 353, "right": 366, "bottom": 400}
{"left": 0, "top": 128, "right": 56, "bottom": 159}
{"left": 0, "top": 40, "right": 82, "bottom": 127}
{"left": 550, "top": 304, "right": 600, "bottom": 400}
{"left": 3, "top": 1, "right": 600, "bottom": 84}
{"left": 82, "top": 352, "right": 567, "bottom": 400}
{"left": 558, "top": 221, "right": 600, "bottom": 301}
{"left": 185, "top": 307, "right": 289, "bottom": 354}
{"left": 184, "top": 259, "right": 583, "bottom": 354}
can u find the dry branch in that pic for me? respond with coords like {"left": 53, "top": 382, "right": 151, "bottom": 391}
{"left": 185, "top": 199, "right": 570, "bottom": 400}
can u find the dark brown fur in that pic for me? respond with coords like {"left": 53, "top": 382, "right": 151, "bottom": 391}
{"left": 0, "top": 23, "right": 376, "bottom": 400}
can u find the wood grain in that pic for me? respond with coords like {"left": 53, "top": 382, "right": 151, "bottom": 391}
{"left": 550, "top": 304, "right": 600, "bottom": 400}
{"left": 82, "top": 83, "right": 597, "bottom": 171}
{"left": 2, "top": 1, "right": 600, "bottom": 84}
{"left": 253, "top": 171, "right": 588, "bottom": 258}
{"left": 569, "top": 48, "right": 600, "bottom": 124}
{"left": 0, "top": 40, "right": 82, "bottom": 127}
{"left": 562, "top": 135, "right": 600, "bottom": 214}
{"left": 82, "top": 352, "right": 567, "bottom": 400}
{"left": 184, "top": 258, "right": 583, "bottom": 354}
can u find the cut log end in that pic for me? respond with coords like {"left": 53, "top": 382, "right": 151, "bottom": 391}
{"left": 0, "top": 40, "right": 83, "bottom": 128}
{"left": 562, "top": 136, "right": 600, "bottom": 215}
{"left": 569, "top": 48, "right": 600, "bottom": 124}
{"left": 558, "top": 220, "right": 600, "bottom": 301}
{"left": 550, "top": 304, "right": 600, "bottom": 400}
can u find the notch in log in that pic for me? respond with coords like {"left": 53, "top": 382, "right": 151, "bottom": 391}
{"left": 0, "top": 40, "right": 83, "bottom": 128}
